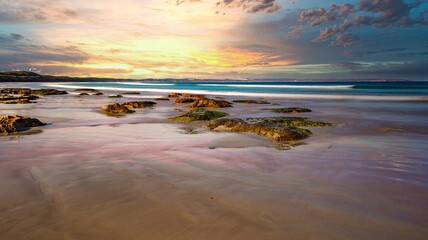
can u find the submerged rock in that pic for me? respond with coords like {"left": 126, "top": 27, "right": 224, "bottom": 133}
{"left": 154, "top": 97, "right": 169, "bottom": 101}
{"left": 108, "top": 94, "right": 123, "bottom": 98}
{"left": 205, "top": 118, "right": 311, "bottom": 142}
{"left": 249, "top": 117, "right": 331, "bottom": 127}
{"left": 78, "top": 93, "right": 90, "bottom": 96}
{"left": 170, "top": 109, "right": 229, "bottom": 123}
{"left": 167, "top": 93, "right": 182, "bottom": 98}
{"left": 174, "top": 98, "right": 195, "bottom": 104}
{"left": 122, "top": 92, "right": 140, "bottom": 95}
{"left": 92, "top": 92, "right": 103, "bottom": 95}
{"left": 0, "top": 115, "right": 45, "bottom": 134}
{"left": 122, "top": 101, "right": 157, "bottom": 108}
{"left": 75, "top": 88, "right": 99, "bottom": 92}
{"left": 232, "top": 100, "right": 270, "bottom": 104}
{"left": 0, "top": 96, "right": 34, "bottom": 104}
{"left": 100, "top": 103, "right": 134, "bottom": 115}
{"left": 187, "top": 98, "right": 232, "bottom": 108}
{"left": 182, "top": 93, "right": 204, "bottom": 98}
{"left": 270, "top": 107, "right": 312, "bottom": 113}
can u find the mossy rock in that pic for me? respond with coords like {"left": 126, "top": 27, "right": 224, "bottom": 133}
{"left": 249, "top": 117, "right": 331, "bottom": 127}
{"left": 170, "top": 109, "right": 229, "bottom": 123}
{"left": 270, "top": 107, "right": 312, "bottom": 113}
{"left": 205, "top": 118, "right": 311, "bottom": 142}
{"left": 1, "top": 115, "right": 45, "bottom": 134}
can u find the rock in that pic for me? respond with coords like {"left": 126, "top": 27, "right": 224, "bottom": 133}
{"left": 248, "top": 117, "right": 331, "bottom": 127}
{"left": 170, "top": 109, "right": 228, "bottom": 123}
{"left": 174, "top": 98, "right": 195, "bottom": 104}
{"left": 122, "top": 101, "right": 157, "bottom": 108}
{"left": 30, "top": 89, "right": 68, "bottom": 95}
{"left": 108, "top": 94, "right": 123, "bottom": 98}
{"left": 187, "top": 98, "right": 232, "bottom": 108}
{"left": 205, "top": 118, "right": 311, "bottom": 142}
{"left": 92, "top": 92, "right": 103, "bottom": 95}
{"left": 0, "top": 88, "right": 67, "bottom": 96}
{"left": 167, "top": 93, "right": 182, "bottom": 98}
{"left": 232, "top": 100, "right": 270, "bottom": 104}
{"left": 122, "top": 92, "right": 140, "bottom": 95}
{"left": 78, "top": 93, "right": 89, "bottom": 96}
{"left": 270, "top": 107, "right": 312, "bottom": 113}
{"left": 75, "top": 88, "right": 99, "bottom": 92}
{"left": 182, "top": 93, "right": 204, "bottom": 98}
{"left": 0, "top": 115, "right": 45, "bottom": 134}
{"left": 154, "top": 98, "right": 169, "bottom": 101}
{"left": 100, "top": 103, "right": 134, "bottom": 115}
{"left": 0, "top": 96, "right": 33, "bottom": 104}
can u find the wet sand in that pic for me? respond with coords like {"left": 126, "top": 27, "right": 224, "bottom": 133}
{"left": 1, "top": 84, "right": 428, "bottom": 239}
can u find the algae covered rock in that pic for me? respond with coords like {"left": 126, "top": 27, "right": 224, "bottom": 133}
{"left": 250, "top": 117, "right": 331, "bottom": 127}
{"left": 170, "top": 109, "right": 228, "bottom": 123}
{"left": 0, "top": 88, "right": 67, "bottom": 96}
{"left": 100, "top": 103, "right": 134, "bottom": 115}
{"left": 182, "top": 93, "right": 204, "bottom": 98}
{"left": 187, "top": 98, "right": 232, "bottom": 108}
{"left": 122, "top": 101, "right": 157, "bottom": 109}
{"left": 270, "top": 107, "right": 312, "bottom": 113}
{"left": 167, "top": 93, "right": 182, "bottom": 98}
{"left": 0, "top": 115, "right": 45, "bottom": 134}
{"left": 174, "top": 98, "right": 195, "bottom": 104}
{"left": 0, "top": 96, "right": 33, "bottom": 104}
{"left": 205, "top": 118, "right": 311, "bottom": 142}
{"left": 232, "top": 100, "right": 270, "bottom": 104}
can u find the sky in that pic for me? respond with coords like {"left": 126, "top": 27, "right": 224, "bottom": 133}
{"left": 0, "top": 0, "right": 427, "bottom": 80}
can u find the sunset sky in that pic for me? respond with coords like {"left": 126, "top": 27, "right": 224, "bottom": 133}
{"left": 0, "top": 0, "right": 427, "bottom": 80}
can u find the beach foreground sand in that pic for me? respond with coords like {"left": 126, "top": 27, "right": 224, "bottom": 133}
{"left": 1, "top": 84, "right": 427, "bottom": 240}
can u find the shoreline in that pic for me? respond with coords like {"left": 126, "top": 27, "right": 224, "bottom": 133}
{"left": 1, "top": 83, "right": 427, "bottom": 239}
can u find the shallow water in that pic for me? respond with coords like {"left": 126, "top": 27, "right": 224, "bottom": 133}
{"left": 0, "top": 83, "right": 427, "bottom": 239}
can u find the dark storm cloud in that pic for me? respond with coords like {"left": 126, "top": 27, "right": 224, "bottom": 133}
{"left": 294, "top": 0, "right": 427, "bottom": 47}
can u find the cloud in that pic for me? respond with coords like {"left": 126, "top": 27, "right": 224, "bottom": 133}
{"left": 0, "top": 0, "right": 78, "bottom": 24}
{"left": 291, "top": 0, "right": 427, "bottom": 47}
{"left": 179, "top": 0, "right": 281, "bottom": 13}
{"left": 0, "top": 34, "right": 89, "bottom": 68}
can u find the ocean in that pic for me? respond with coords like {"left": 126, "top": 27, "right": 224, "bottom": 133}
{"left": 44, "top": 81, "right": 428, "bottom": 101}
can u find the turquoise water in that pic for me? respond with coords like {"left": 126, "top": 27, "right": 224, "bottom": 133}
{"left": 46, "top": 81, "right": 428, "bottom": 100}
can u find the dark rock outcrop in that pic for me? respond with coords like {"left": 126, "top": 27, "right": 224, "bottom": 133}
{"left": 187, "top": 98, "right": 232, "bottom": 108}
{"left": 154, "top": 98, "right": 169, "bottom": 101}
{"left": 170, "top": 109, "right": 228, "bottom": 123}
{"left": 0, "top": 115, "right": 45, "bottom": 134}
{"left": 122, "top": 92, "right": 140, "bottom": 95}
{"left": 232, "top": 100, "right": 270, "bottom": 104}
{"left": 92, "top": 92, "right": 103, "bottom": 95}
{"left": 75, "top": 88, "right": 99, "bottom": 92}
{"left": 270, "top": 107, "right": 312, "bottom": 114}
{"left": 205, "top": 118, "right": 311, "bottom": 142}
{"left": 108, "top": 94, "right": 123, "bottom": 98}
